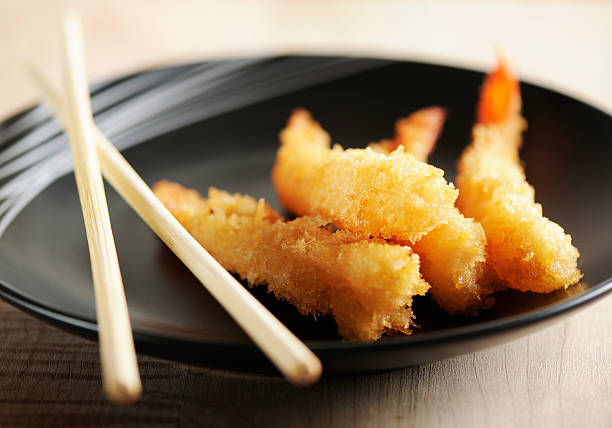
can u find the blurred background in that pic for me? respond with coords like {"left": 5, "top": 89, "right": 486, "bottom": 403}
{"left": 1, "top": 0, "right": 611, "bottom": 119}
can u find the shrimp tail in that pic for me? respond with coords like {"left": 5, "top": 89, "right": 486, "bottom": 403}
{"left": 477, "top": 55, "right": 521, "bottom": 125}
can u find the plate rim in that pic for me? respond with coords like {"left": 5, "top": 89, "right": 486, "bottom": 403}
{"left": 0, "top": 273, "right": 609, "bottom": 353}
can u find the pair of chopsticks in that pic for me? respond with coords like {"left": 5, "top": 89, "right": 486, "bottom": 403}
{"left": 26, "top": 12, "right": 321, "bottom": 404}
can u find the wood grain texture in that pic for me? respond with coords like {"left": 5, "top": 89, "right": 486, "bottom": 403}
{"left": 0, "top": 298, "right": 610, "bottom": 428}
{"left": 1, "top": 1, "right": 612, "bottom": 426}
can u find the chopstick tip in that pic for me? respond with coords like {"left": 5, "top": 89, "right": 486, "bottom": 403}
{"left": 287, "top": 357, "right": 322, "bottom": 386}
{"left": 105, "top": 379, "right": 143, "bottom": 405}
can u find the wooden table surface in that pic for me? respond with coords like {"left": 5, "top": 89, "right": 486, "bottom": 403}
{"left": 0, "top": 1, "right": 611, "bottom": 427}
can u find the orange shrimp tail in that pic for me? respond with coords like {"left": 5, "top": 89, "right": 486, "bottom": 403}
{"left": 394, "top": 106, "right": 447, "bottom": 149}
{"left": 379, "top": 106, "right": 447, "bottom": 162}
{"left": 477, "top": 58, "right": 520, "bottom": 125}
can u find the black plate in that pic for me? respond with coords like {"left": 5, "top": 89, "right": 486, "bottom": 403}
{"left": 0, "top": 56, "right": 611, "bottom": 375}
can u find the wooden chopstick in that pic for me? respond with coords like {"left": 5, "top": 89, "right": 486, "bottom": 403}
{"left": 97, "top": 125, "right": 321, "bottom": 384}
{"left": 26, "top": 17, "right": 322, "bottom": 386}
{"left": 59, "top": 12, "right": 141, "bottom": 403}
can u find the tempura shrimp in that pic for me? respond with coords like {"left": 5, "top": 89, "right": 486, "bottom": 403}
{"left": 371, "top": 107, "right": 494, "bottom": 314}
{"left": 271, "top": 109, "right": 458, "bottom": 244}
{"left": 154, "top": 181, "right": 430, "bottom": 341}
{"left": 456, "top": 58, "right": 582, "bottom": 293}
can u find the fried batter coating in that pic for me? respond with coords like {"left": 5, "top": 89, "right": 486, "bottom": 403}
{"left": 272, "top": 109, "right": 458, "bottom": 243}
{"left": 410, "top": 210, "right": 494, "bottom": 313}
{"left": 456, "top": 59, "right": 582, "bottom": 293}
{"left": 153, "top": 181, "right": 430, "bottom": 341}
{"left": 370, "top": 107, "right": 493, "bottom": 314}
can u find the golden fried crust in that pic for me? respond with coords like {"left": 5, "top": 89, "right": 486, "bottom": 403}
{"left": 456, "top": 60, "right": 582, "bottom": 293}
{"left": 369, "top": 107, "right": 493, "bottom": 314}
{"left": 456, "top": 132, "right": 582, "bottom": 293}
{"left": 272, "top": 109, "right": 458, "bottom": 243}
{"left": 409, "top": 208, "right": 494, "bottom": 314}
{"left": 153, "top": 181, "right": 430, "bottom": 341}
